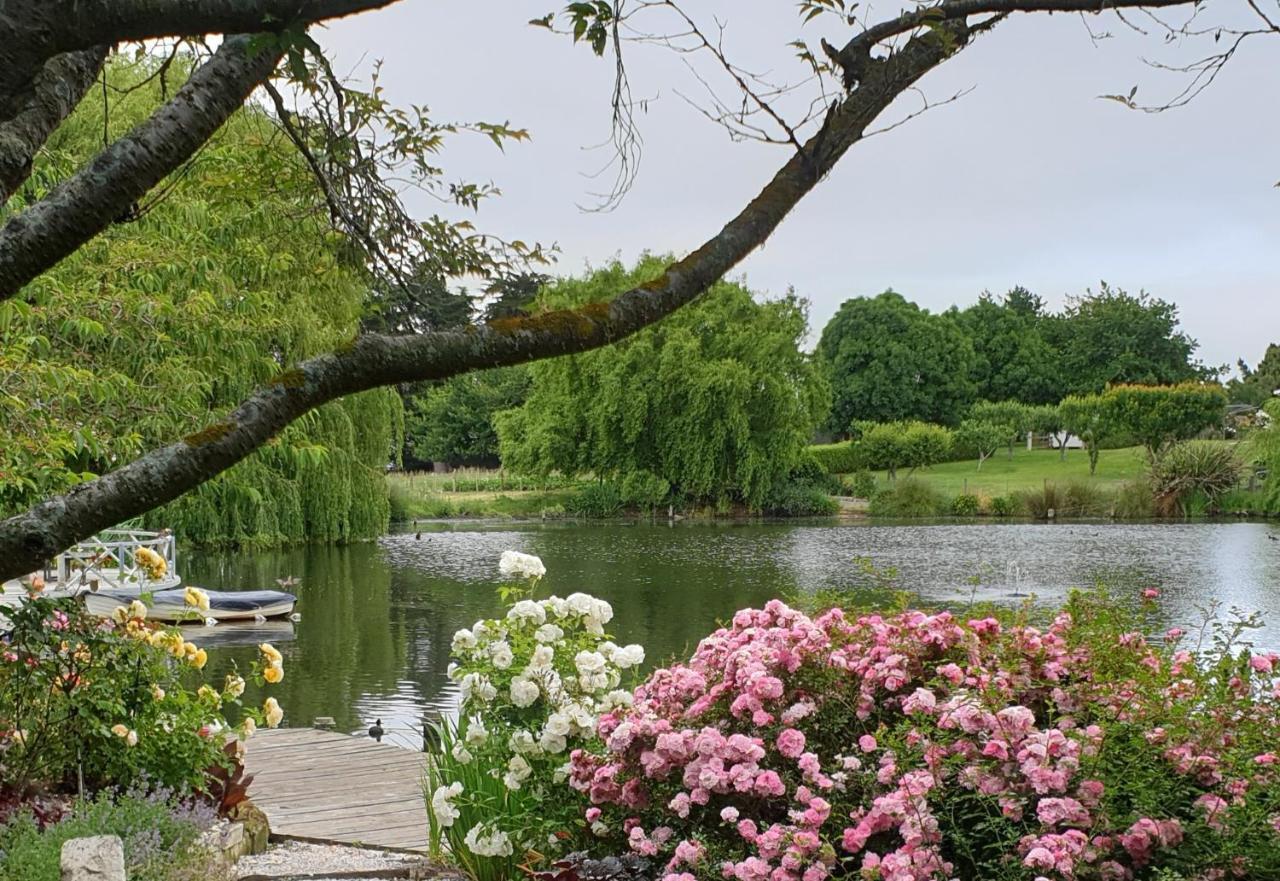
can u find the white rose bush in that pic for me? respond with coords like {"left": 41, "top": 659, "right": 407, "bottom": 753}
{"left": 425, "top": 552, "right": 645, "bottom": 881}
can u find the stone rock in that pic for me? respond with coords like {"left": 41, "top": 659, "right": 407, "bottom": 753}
{"left": 60, "top": 835, "right": 125, "bottom": 881}
{"left": 229, "top": 800, "right": 271, "bottom": 854}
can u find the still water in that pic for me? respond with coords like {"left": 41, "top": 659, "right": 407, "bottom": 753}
{"left": 184, "top": 520, "right": 1280, "bottom": 745}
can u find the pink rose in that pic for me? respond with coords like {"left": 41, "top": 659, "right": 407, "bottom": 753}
{"left": 776, "top": 728, "right": 806, "bottom": 759}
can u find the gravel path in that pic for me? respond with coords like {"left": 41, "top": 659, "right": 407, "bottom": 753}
{"left": 235, "top": 840, "right": 451, "bottom": 880}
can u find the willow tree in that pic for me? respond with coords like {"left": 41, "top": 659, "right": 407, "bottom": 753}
{"left": 0, "top": 0, "right": 1272, "bottom": 579}
{"left": 1, "top": 60, "right": 401, "bottom": 546}
{"left": 495, "top": 258, "right": 830, "bottom": 508}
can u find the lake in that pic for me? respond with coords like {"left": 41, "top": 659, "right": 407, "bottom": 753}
{"left": 184, "top": 520, "right": 1280, "bottom": 746}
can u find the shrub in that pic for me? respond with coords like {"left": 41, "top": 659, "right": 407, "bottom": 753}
{"left": 1105, "top": 383, "right": 1227, "bottom": 457}
{"left": 987, "top": 494, "right": 1018, "bottom": 517}
{"left": 620, "top": 471, "right": 671, "bottom": 511}
{"left": 1113, "top": 478, "right": 1157, "bottom": 519}
{"left": 0, "top": 788, "right": 224, "bottom": 881}
{"left": 1017, "top": 481, "right": 1106, "bottom": 519}
{"left": 0, "top": 595, "right": 282, "bottom": 796}
{"left": 901, "top": 422, "right": 954, "bottom": 474}
{"left": 806, "top": 443, "right": 863, "bottom": 476}
{"left": 1149, "top": 440, "right": 1242, "bottom": 516}
{"left": 868, "top": 478, "right": 945, "bottom": 518}
{"left": 425, "top": 554, "right": 646, "bottom": 881}
{"left": 844, "top": 471, "right": 876, "bottom": 500}
{"left": 761, "top": 482, "right": 838, "bottom": 517}
{"left": 569, "top": 482, "right": 624, "bottom": 518}
{"left": 950, "top": 493, "right": 981, "bottom": 516}
{"left": 572, "top": 592, "right": 1280, "bottom": 881}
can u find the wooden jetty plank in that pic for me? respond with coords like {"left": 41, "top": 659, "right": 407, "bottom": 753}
{"left": 246, "top": 728, "right": 431, "bottom": 852}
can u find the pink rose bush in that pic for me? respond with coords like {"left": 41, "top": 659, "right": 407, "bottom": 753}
{"left": 567, "top": 591, "right": 1280, "bottom": 881}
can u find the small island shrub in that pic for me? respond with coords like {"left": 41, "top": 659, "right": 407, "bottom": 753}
{"left": 986, "top": 494, "right": 1018, "bottom": 517}
{"left": 949, "top": 493, "right": 981, "bottom": 516}
{"left": 868, "top": 479, "right": 945, "bottom": 518}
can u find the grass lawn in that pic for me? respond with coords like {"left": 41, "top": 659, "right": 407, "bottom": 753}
{"left": 870, "top": 446, "right": 1149, "bottom": 497}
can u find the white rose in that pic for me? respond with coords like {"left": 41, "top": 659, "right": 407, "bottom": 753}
{"left": 464, "top": 719, "right": 489, "bottom": 746}
{"left": 574, "top": 651, "right": 607, "bottom": 676}
{"left": 539, "top": 731, "right": 568, "bottom": 754}
{"left": 566, "top": 593, "right": 595, "bottom": 617}
{"left": 591, "top": 820, "right": 608, "bottom": 836}
{"left": 490, "top": 641, "right": 514, "bottom": 670}
{"left": 544, "top": 712, "right": 571, "bottom": 737}
{"left": 499, "top": 550, "right": 546, "bottom": 580}
{"left": 508, "top": 730, "right": 538, "bottom": 754}
{"left": 529, "top": 644, "right": 555, "bottom": 669}
{"left": 602, "top": 689, "right": 634, "bottom": 710}
{"left": 431, "top": 782, "right": 463, "bottom": 827}
{"left": 613, "top": 644, "right": 645, "bottom": 669}
{"left": 507, "top": 599, "right": 547, "bottom": 625}
{"left": 451, "top": 628, "right": 477, "bottom": 653}
{"left": 507, "top": 754, "right": 532, "bottom": 782}
{"left": 545, "top": 596, "right": 570, "bottom": 618}
{"left": 464, "top": 824, "right": 514, "bottom": 857}
{"left": 510, "top": 678, "right": 540, "bottom": 708}
{"left": 534, "top": 623, "right": 564, "bottom": 644}
{"left": 451, "top": 741, "right": 473, "bottom": 764}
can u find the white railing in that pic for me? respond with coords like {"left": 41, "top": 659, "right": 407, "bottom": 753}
{"left": 56, "top": 528, "right": 180, "bottom": 592}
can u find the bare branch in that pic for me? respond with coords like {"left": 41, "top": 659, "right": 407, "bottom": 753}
{"left": 0, "top": 36, "right": 282, "bottom": 301}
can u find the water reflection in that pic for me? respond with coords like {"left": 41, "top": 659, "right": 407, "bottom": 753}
{"left": 184, "top": 520, "right": 1280, "bottom": 746}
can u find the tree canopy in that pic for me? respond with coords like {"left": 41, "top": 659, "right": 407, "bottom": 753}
{"left": 495, "top": 258, "right": 830, "bottom": 509}
{"left": 817, "top": 291, "right": 977, "bottom": 431}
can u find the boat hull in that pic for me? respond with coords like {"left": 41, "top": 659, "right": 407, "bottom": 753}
{"left": 83, "top": 588, "right": 296, "bottom": 623}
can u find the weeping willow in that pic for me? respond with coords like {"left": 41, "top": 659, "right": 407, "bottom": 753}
{"left": 2, "top": 56, "right": 402, "bottom": 547}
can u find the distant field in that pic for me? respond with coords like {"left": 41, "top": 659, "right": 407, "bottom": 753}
{"left": 868, "top": 446, "right": 1149, "bottom": 497}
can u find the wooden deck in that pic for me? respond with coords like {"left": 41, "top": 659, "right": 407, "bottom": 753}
{"left": 245, "top": 727, "right": 430, "bottom": 852}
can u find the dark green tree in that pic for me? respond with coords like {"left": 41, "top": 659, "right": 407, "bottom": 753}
{"left": 1228, "top": 344, "right": 1280, "bottom": 407}
{"left": 404, "top": 367, "right": 530, "bottom": 466}
{"left": 1051, "top": 285, "right": 1210, "bottom": 395}
{"left": 495, "top": 257, "right": 830, "bottom": 508}
{"left": 956, "top": 288, "right": 1062, "bottom": 404}
{"left": 817, "top": 291, "right": 976, "bottom": 431}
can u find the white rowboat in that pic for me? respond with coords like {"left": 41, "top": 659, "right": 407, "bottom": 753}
{"left": 83, "top": 588, "right": 296, "bottom": 623}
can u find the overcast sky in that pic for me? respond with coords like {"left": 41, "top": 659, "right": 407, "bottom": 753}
{"left": 318, "top": 2, "right": 1279, "bottom": 375}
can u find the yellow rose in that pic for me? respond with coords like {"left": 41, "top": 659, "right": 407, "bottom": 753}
{"left": 166, "top": 634, "right": 186, "bottom": 658}
{"left": 197, "top": 684, "right": 221, "bottom": 706}
{"left": 240, "top": 717, "right": 257, "bottom": 738}
{"left": 263, "top": 697, "right": 283, "bottom": 729}
{"left": 191, "top": 648, "right": 208, "bottom": 670}
{"left": 224, "top": 674, "right": 246, "bottom": 699}
{"left": 263, "top": 663, "right": 283, "bottom": 684}
{"left": 111, "top": 723, "right": 129, "bottom": 738}
{"left": 151, "top": 685, "right": 165, "bottom": 701}
{"left": 126, "top": 600, "right": 148, "bottom": 621}
{"left": 111, "top": 606, "right": 129, "bottom": 625}
{"left": 184, "top": 586, "right": 211, "bottom": 612}
{"left": 259, "top": 643, "right": 282, "bottom": 665}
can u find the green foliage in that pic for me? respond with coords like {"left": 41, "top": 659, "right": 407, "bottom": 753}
{"left": 1227, "top": 343, "right": 1280, "bottom": 407}
{"left": 1050, "top": 285, "right": 1210, "bottom": 395}
{"left": 0, "top": 597, "right": 279, "bottom": 795}
{"left": 1058, "top": 393, "right": 1115, "bottom": 476}
{"left": 987, "top": 494, "right": 1018, "bottom": 517}
{"left": 496, "top": 257, "right": 829, "bottom": 509}
{"left": 844, "top": 470, "right": 877, "bottom": 499}
{"left": 619, "top": 471, "right": 670, "bottom": 510}
{"left": 950, "top": 493, "right": 981, "bottom": 516}
{"left": 405, "top": 368, "right": 530, "bottom": 465}
{"left": 856, "top": 421, "right": 953, "bottom": 479}
{"left": 1149, "top": 440, "right": 1242, "bottom": 516}
{"left": 806, "top": 442, "right": 863, "bottom": 475}
{"left": 0, "top": 789, "right": 221, "bottom": 881}
{"left": 817, "top": 291, "right": 976, "bottom": 429}
{"left": 1017, "top": 480, "right": 1107, "bottom": 519}
{"left": 1, "top": 59, "right": 401, "bottom": 545}
{"left": 868, "top": 478, "right": 946, "bottom": 518}
{"left": 955, "top": 418, "right": 1010, "bottom": 470}
{"left": 955, "top": 288, "right": 1062, "bottom": 404}
{"left": 901, "top": 422, "right": 954, "bottom": 472}
{"left": 566, "top": 482, "right": 624, "bottom": 518}
{"left": 1105, "top": 383, "right": 1227, "bottom": 457}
